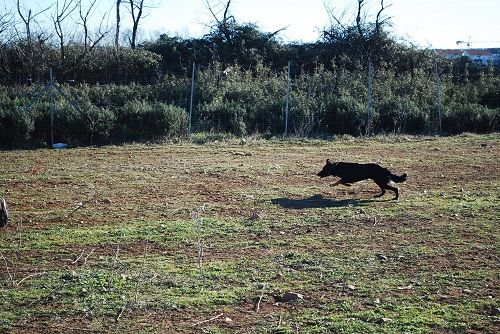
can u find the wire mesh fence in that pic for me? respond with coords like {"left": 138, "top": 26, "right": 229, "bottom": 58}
{"left": 1, "top": 60, "right": 499, "bottom": 149}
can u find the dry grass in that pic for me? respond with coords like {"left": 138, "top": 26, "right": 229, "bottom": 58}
{"left": 0, "top": 133, "right": 499, "bottom": 333}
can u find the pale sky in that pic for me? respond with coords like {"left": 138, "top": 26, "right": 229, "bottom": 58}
{"left": 9, "top": 0, "right": 500, "bottom": 49}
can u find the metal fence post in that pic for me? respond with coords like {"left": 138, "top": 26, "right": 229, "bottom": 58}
{"left": 189, "top": 62, "right": 196, "bottom": 135}
{"left": 284, "top": 61, "right": 291, "bottom": 137}
{"left": 435, "top": 62, "right": 442, "bottom": 134}
{"left": 49, "top": 68, "right": 55, "bottom": 148}
{"left": 366, "top": 58, "right": 373, "bottom": 137}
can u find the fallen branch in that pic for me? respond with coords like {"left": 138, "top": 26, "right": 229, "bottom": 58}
{"left": 192, "top": 313, "right": 223, "bottom": 327}
{"left": 67, "top": 201, "right": 86, "bottom": 218}
{"left": 72, "top": 249, "right": 85, "bottom": 264}
{"left": 16, "top": 271, "right": 47, "bottom": 287}
{"left": 83, "top": 248, "right": 95, "bottom": 264}
{"left": 254, "top": 283, "right": 267, "bottom": 312}
{"left": 0, "top": 251, "right": 13, "bottom": 285}
{"left": 116, "top": 302, "right": 127, "bottom": 322}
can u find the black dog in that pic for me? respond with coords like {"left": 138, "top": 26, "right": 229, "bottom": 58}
{"left": 317, "top": 159, "right": 407, "bottom": 199}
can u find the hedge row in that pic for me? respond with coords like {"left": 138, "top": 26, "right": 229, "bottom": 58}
{"left": 1, "top": 62, "right": 499, "bottom": 149}
{"left": 0, "top": 98, "right": 187, "bottom": 149}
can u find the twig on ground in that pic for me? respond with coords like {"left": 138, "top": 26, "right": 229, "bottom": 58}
{"left": 113, "top": 246, "right": 120, "bottom": 263}
{"left": 134, "top": 276, "right": 141, "bottom": 305}
{"left": 67, "top": 202, "right": 86, "bottom": 218}
{"left": 192, "top": 204, "right": 206, "bottom": 276}
{"left": 72, "top": 249, "right": 85, "bottom": 264}
{"left": 192, "top": 313, "right": 223, "bottom": 327}
{"left": 116, "top": 302, "right": 127, "bottom": 322}
{"left": 254, "top": 283, "right": 267, "bottom": 312}
{"left": 83, "top": 248, "right": 95, "bottom": 264}
{"left": 16, "top": 271, "right": 47, "bottom": 287}
{"left": 0, "top": 251, "right": 13, "bottom": 285}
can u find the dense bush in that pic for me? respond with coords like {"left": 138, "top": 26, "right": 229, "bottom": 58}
{"left": 118, "top": 100, "right": 187, "bottom": 140}
{"left": 0, "top": 90, "right": 187, "bottom": 148}
{"left": 442, "top": 103, "right": 500, "bottom": 134}
{"left": 0, "top": 103, "right": 33, "bottom": 149}
{"left": 1, "top": 56, "right": 499, "bottom": 150}
{"left": 83, "top": 104, "right": 116, "bottom": 145}
{"left": 377, "top": 96, "right": 430, "bottom": 134}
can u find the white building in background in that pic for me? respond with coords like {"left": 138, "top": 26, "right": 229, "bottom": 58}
{"left": 463, "top": 49, "right": 494, "bottom": 64}
{"left": 437, "top": 49, "right": 463, "bottom": 60}
{"left": 437, "top": 49, "right": 497, "bottom": 65}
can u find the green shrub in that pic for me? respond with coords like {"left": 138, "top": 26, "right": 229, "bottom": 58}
{"left": 190, "top": 132, "right": 234, "bottom": 144}
{"left": 443, "top": 103, "right": 500, "bottom": 134}
{"left": 118, "top": 100, "right": 187, "bottom": 141}
{"left": 321, "top": 94, "right": 366, "bottom": 136}
{"left": 83, "top": 104, "right": 116, "bottom": 145}
{"left": 198, "top": 100, "right": 247, "bottom": 136}
{"left": 377, "top": 96, "right": 429, "bottom": 134}
{"left": 0, "top": 103, "right": 33, "bottom": 149}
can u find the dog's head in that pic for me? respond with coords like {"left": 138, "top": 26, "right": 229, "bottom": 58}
{"left": 317, "top": 159, "right": 337, "bottom": 178}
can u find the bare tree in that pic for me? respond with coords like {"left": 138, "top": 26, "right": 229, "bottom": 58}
{"left": 0, "top": 10, "right": 14, "bottom": 39}
{"left": 126, "top": 0, "right": 149, "bottom": 49}
{"left": 115, "top": 0, "right": 121, "bottom": 49}
{"left": 16, "top": 0, "right": 52, "bottom": 50}
{"left": 354, "top": 0, "right": 391, "bottom": 56}
{"left": 16, "top": 0, "right": 53, "bottom": 79}
{"left": 0, "top": 10, "right": 14, "bottom": 74}
{"left": 324, "top": 0, "right": 391, "bottom": 136}
{"left": 204, "top": 0, "right": 235, "bottom": 44}
{"left": 78, "top": 0, "right": 111, "bottom": 53}
{"left": 52, "top": 0, "right": 78, "bottom": 66}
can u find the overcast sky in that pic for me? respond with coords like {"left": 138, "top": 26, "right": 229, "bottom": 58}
{"left": 10, "top": 0, "right": 500, "bottom": 49}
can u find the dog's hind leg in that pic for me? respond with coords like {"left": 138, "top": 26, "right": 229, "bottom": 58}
{"left": 375, "top": 180, "right": 399, "bottom": 199}
{"left": 374, "top": 180, "right": 394, "bottom": 199}
{"left": 385, "top": 185, "right": 399, "bottom": 200}
{"left": 374, "top": 188, "right": 386, "bottom": 198}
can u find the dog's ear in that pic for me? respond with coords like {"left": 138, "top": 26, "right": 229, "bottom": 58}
{"left": 326, "top": 159, "right": 332, "bottom": 164}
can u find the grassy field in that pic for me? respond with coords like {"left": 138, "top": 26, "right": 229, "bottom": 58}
{"left": 0, "top": 134, "right": 499, "bottom": 334}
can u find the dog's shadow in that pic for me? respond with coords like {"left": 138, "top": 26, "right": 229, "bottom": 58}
{"left": 271, "top": 194, "right": 380, "bottom": 209}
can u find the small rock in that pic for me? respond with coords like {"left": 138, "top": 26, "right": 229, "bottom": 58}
{"left": 373, "top": 298, "right": 381, "bottom": 305}
{"left": 250, "top": 212, "right": 261, "bottom": 221}
{"left": 224, "top": 317, "right": 233, "bottom": 323}
{"left": 377, "top": 254, "right": 388, "bottom": 262}
{"left": 233, "top": 151, "right": 252, "bottom": 156}
{"left": 277, "top": 292, "right": 304, "bottom": 303}
{"left": 397, "top": 284, "right": 413, "bottom": 290}
{"left": 488, "top": 307, "right": 500, "bottom": 316}
{"left": 346, "top": 284, "right": 356, "bottom": 291}
{"left": 375, "top": 317, "right": 393, "bottom": 324}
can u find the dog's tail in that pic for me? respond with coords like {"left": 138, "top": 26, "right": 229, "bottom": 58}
{"left": 390, "top": 172, "right": 407, "bottom": 183}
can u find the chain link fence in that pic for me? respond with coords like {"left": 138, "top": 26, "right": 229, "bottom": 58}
{"left": 1, "top": 61, "right": 499, "bottom": 149}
